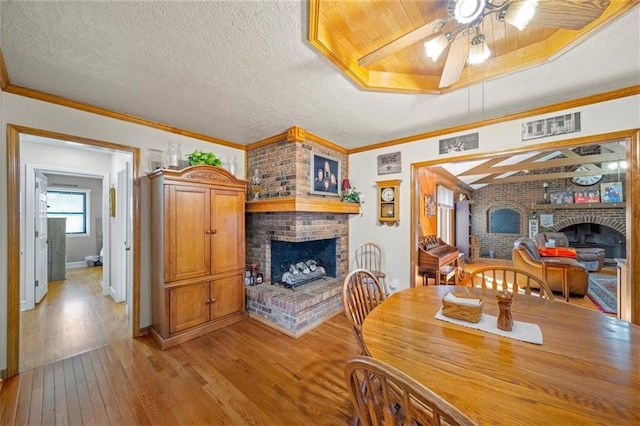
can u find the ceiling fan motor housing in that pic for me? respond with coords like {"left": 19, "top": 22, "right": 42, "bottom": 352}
{"left": 450, "top": 0, "right": 488, "bottom": 24}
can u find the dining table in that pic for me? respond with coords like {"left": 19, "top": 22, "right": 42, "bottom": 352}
{"left": 362, "top": 285, "right": 639, "bottom": 425}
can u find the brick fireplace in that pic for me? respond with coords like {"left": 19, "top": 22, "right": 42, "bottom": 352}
{"left": 244, "top": 127, "right": 356, "bottom": 337}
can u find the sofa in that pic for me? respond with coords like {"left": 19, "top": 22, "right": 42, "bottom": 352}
{"left": 535, "top": 232, "right": 605, "bottom": 272}
{"left": 513, "top": 238, "right": 589, "bottom": 297}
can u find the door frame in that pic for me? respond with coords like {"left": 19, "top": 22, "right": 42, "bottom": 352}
{"left": 410, "top": 130, "right": 639, "bottom": 325}
{"left": 6, "top": 124, "right": 142, "bottom": 378}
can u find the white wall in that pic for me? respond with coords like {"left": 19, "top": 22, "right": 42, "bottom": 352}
{"left": 0, "top": 91, "right": 246, "bottom": 372}
{"left": 1, "top": 89, "right": 638, "bottom": 372}
{"left": 348, "top": 96, "right": 640, "bottom": 293}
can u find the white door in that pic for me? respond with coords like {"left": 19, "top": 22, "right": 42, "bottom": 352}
{"left": 35, "top": 171, "right": 48, "bottom": 303}
{"left": 114, "top": 164, "right": 132, "bottom": 314}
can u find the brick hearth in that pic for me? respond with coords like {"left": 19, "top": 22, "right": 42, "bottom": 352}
{"left": 246, "top": 277, "right": 343, "bottom": 338}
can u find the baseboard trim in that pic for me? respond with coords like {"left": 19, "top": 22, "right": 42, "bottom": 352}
{"left": 66, "top": 261, "right": 87, "bottom": 269}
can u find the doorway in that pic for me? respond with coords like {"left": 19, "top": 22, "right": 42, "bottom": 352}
{"left": 6, "top": 124, "right": 141, "bottom": 377}
{"left": 410, "top": 132, "right": 638, "bottom": 322}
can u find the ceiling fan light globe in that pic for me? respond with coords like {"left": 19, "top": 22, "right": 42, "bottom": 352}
{"left": 453, "top": 0, "right": 487, "bottom": 25}
{"left": 424, "top": 33, "right": 450, "bottom": 61}
{"left": 468, "top": 41, "right": 491, "bottom": 65}
{"left": 503, "top": 0, "right": 538, "bottom": 31}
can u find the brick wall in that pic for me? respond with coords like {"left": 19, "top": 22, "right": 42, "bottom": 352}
{"left": 472, "top": 174, "right": 626, "bottom": 260}
{"left": 245, "top": 133, "right": 349, "bottom": 284}
{"left": 246, "top": 139, "right": 348, "bottom": 199}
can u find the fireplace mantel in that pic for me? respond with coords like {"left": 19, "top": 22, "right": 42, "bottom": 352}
{"left": 532, "top": 202, "right": 625, "bottom": 210}
{"left": 246, "top": 197, "right": 360, "bottom": 214}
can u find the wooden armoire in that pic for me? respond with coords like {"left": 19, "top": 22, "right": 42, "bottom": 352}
{"left": 148, "top": 165, "right": 247, "bottom": 349}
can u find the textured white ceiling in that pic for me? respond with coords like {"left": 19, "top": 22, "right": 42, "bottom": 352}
{"left": 1, "top": 1, "right": 639, "bottom": 150}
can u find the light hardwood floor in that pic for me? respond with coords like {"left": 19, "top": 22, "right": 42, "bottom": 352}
{"left": 19, "top": 267, "right": 129, "bottom": 372}
{"left": 6, "top": 266, "right": 358, "bottom": 425}
{"left": 3, "top": 310, "right": 359, "bottom": 424}
{"left": 3, "top": 262, "right": 616, "bottom": 425}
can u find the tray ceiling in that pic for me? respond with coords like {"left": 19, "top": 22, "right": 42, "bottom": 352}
{"left": 309, "top": 0, "right": 638, "bottom": 94}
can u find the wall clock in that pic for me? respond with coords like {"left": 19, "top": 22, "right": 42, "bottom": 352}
{"left": 376, "top": 179, "right": 401, "bottom": 225}
{"left": 571, "top": 165, "right": 602, "bottom": 186}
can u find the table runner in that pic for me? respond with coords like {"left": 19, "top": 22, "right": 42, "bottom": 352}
{"left": 435, "top": 308, "right": 543, "bottom": 344}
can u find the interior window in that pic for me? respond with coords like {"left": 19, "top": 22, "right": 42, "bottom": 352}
{"left": 47, "top": 189, "right": 90, "bottom": 235}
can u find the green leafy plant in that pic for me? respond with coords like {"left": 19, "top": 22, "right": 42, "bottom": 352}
{"left": 187, "top": 150, "right": 222, "bottom": 166}
{"left": 343, "top": 188, "right": 363, "bottom": 204}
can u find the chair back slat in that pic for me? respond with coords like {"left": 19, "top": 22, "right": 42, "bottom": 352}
{"left": 461, "top": 266, "right": 555, "bottom": 300}
{"left": 356, "top": 243, "right": 383, "bottom": 272}
{"left": 345, "top": 356, "right": 477, "bottom": 426}
{"left": 342, "top": 269, "right": 387, "bottom": 356}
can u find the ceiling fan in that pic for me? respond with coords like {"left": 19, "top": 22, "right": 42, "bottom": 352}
{"left": 357, "top": 0, "right": 611, "bottom": 89}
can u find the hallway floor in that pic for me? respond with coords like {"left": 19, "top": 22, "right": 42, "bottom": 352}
{"left": 19, "top": 267, "right": 128, "bottom": 372}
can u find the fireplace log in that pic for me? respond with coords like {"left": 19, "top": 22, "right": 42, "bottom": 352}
{"left": 281, "top": 267, "right": 327, "bottom": 289}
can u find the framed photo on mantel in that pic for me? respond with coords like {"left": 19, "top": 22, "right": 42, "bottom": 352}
{"left": 311, "top": 152, "right": 341, "bottom": 196}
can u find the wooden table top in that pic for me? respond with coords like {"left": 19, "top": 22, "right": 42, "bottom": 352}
{"left": 362, "top": 285, "right": 640, "bottom": 425}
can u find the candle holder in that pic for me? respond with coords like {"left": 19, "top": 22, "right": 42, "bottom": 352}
{"left": 251, "top": 169, "right": 262, "bottom": 200}
{"left": 165, "top": 142, "right": 182, "bottom": 170}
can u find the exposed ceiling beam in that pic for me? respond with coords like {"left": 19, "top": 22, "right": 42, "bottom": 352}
{"left": 474, "top": 168, "right": 623, "bottom": 185}
{"left": 600, "top": 142, "right": 626, "bottom": 153}
{"left": 560, "top": 149, "right": 580, "bottom": 158}
{"left": 459, "top": 152, "right": 625, "bottom": 176}
{"left": 429, "top": 166, "right": 476, "bottom": 193}
{"left": 357, "top": 19, "right": 446, "bottom": 67}
{"left": 457, "top": 155, "right": 510, "bottom": 176}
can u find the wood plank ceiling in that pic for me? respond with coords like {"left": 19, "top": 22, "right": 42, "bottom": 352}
{"left": 309, "top": 0, "right": 637, "bottom": 94}
{"left": 436, "top": 140, "right": 628, "bottom": 189}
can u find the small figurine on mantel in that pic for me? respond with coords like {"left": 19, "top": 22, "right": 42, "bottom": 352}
{"left": 496, "top": 291, "right": 514, "bottom": 331}
{"left": 250, "top": 263, "right": 259, "bottom": 285}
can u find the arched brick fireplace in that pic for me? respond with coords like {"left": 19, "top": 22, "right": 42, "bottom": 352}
{"left": 548, "top": 215, "right": 626, "bottom": 261}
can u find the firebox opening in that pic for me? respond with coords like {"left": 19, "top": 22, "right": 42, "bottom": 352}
{"left": 270, "top": 238, "right": 337, "bottom": 287}
{"left": 560, "top": 223, "right": 626, "bottom": 260}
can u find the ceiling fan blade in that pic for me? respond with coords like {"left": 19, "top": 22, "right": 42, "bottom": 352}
{"left": 439, "top": 32, "right": 470, "bottom": 88}
{"left": 358, "top": 18, "right": 447, "bottom": 67}
{"left": 529, "top": 0, "right": 610, "bottom": 30}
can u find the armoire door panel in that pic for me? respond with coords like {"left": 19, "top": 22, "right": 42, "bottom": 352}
{"left": 211, "top": 190, "right": 245, "bottom": 274}
{"left": 168, "top": 281, "right": 210, "bottom": 334}
{"left": 166, "top": 185, "right": 211, "bottom": 282}
{"left": 210, "top": 273, "right": 245, "bottom": 319}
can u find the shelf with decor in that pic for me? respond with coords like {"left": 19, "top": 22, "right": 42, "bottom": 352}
{"left": 532, "top": 202, "right": 625, "bottom": 210}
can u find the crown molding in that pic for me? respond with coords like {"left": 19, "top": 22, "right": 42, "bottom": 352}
{"left": 1, "top": 43, "right": 636, "bottom": 156}
{"left": 1, "top": 78, "right": 243, "bottom": 150}
{"left": 349, "top": 85, "right": 640, "bottom": 154}
{"left": 0, "top": 49, "right": 9, "bottom": 91}
{"left": 246, "top": 126, "right": 348, "bottom": 155}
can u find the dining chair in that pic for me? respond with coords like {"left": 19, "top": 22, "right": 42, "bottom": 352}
{"left": 345, "top": 356, "right": 477, "bottom": 426}
{"left": 342, "top": 269, "right": 387, "bottom": 356}
{"left": 354, "top": 242, "right": 388, "bottom": 295}
{"left": 461, "top": 266, "right": 555, "bottom": 300}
